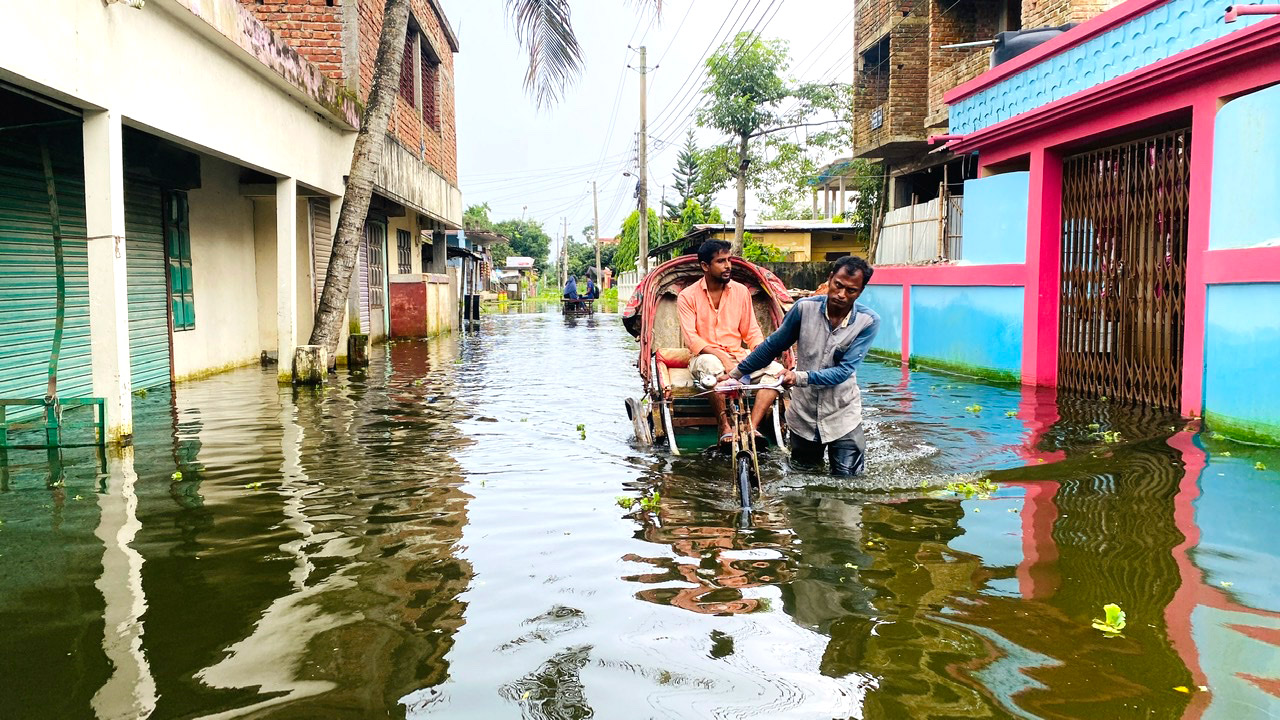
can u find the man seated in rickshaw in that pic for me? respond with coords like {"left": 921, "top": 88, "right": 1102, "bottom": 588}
{"left": 720, "top": 256, "right": 880, "bottom": 476}
{"left": 676, "top": 240, "right": 783, "bottom": 444}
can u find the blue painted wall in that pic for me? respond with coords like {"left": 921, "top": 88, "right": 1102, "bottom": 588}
{"left": 961, "top": 173, "right": 1029, "bottom": 265}
{"left": 911, "top": 286, "right": 1023, "bottom": 378}
{"left": 1209, "top": 85, "right": 1280, "bottom": 251}
{"left": 1203, "top": 284, "right": 1280, "bottom": 438}
{"left": 861, "top": 284, "right": 903, "bottom": 356}
{"left": 949, "top": 0, "right": 1269, "bottom": 134}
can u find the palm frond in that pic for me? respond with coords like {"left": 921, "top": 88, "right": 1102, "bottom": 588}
{"left": 506, "top": 0, "right": 583, "bottom": 108}
{"left": 506, "top": 0, "right": 662, "bottom": 108}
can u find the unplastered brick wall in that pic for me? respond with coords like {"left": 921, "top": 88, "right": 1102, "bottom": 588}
{"left": 887, "top": 23, "right": 929, "bottom": 136}
{"left": 928, "top": 0, "right": 1000, "bottom": 124}
{"left": 856, "top": 0, "right": 924, "bottom": 51}
{"left": 1023, "top": 0, "right": 1118, "bottom": 31}
{"left": 239, "top": 0, "right": 346, "bottom": 81}
{"left": 357, "top": 0, "right": 458, "bottom": 185}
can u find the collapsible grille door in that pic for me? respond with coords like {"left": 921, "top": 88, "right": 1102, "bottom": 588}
{"left": 1059, "top": 129, "right": 1190, "bottom": 409}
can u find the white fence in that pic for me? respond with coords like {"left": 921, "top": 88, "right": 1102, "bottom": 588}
{"left": 617, "top": 269, "right": 644, "bottom": 305}
{"left": 874, "top": 196, "right": 963, "bottom": 265}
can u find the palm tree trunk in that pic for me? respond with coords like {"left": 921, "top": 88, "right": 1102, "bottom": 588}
{"left": 732, "top": 133, "right": 749, "bottom": 255}
{"left": 308, "top": 0, "right": 412, "bottom": 356}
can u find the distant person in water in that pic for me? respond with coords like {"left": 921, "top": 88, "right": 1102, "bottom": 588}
{"left": 563, "top": 275, "right": 578, "bottom": 300}
{"left": 583, "top": 276, "right": 599, "bottom": 299}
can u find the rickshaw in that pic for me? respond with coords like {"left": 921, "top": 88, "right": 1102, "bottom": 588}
{"left": 561, "top": 297, "right": 595, "bottom": 317}
{"left": 622, "top": 256, "right": 794, "bottom": 508}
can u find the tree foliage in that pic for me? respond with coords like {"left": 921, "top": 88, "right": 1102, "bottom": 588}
{"left": 613, "top": 208, "right": 677, "bottom": 272}
{"left": 463, "top": 202, "right": 495, "bottom": 231}
{"left": 696, "top": 31, "right": 851, "bottom": 252}
{"left": 663, "top": 131, "right": 712, "bottom": 221}
{"left": 506, "top": 0, "right": 660, "bottom": 108}
{"left": 492, "top": 218, "right": 553, "bottom": 272}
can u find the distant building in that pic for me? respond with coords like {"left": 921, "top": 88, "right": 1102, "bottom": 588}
{"left": 650, "top": 222, "right": 870, "bottom": 265}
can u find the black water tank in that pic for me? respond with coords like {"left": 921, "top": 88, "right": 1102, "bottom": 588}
{"left": 992, "top": 24, "right": 1077, "bottom": 66}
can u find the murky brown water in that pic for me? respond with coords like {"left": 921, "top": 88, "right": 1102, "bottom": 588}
{"left": 1, "top": 306, "right": 1278, "bottom": 719}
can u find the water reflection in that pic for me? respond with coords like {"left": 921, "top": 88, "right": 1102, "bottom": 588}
{"left": 1, "top": 310, "right": 1278, "bottom": 718}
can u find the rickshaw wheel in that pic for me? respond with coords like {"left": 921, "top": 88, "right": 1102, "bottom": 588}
{"left": 736, "top": 453, "right": 756, "bottom": 510}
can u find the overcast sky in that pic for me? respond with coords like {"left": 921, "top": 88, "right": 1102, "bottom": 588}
{"left": 437, "top": 0, "right": 855, "bottom": 255}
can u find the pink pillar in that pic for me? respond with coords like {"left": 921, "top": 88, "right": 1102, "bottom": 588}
{"left": 1180, "top": 99, "right": 1217, "bottom": 417}
{"left": 900, "top": 283, "right": 911, "bottom": 365}
{"left": 1021, "top": 148, "right": 1064, "bottom": 387}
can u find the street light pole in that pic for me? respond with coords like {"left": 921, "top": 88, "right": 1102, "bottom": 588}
{"left": 593, "top": 180, "right": 601, "bottom": 288}
{"left": 637, "top": 45, "right": 648, "bottom": 275}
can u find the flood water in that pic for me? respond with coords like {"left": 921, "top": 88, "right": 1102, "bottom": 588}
{"left": 2, "top": 306, "right": 1278, "bottom": 719}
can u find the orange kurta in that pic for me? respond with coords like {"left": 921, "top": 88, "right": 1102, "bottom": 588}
{"left": 676, "top": 278, "right": 765, "bottom": 363}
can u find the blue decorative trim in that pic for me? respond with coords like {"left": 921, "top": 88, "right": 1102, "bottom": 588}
{"left": 949, "top": 0, "right": 1266, "bottom": 134}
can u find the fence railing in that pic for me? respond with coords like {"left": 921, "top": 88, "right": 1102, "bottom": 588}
{"left": 617, "top": 269, "right": 644, "bottom": 305}
{"left": 874, "top": 195, "right": 963, "bottom": 265}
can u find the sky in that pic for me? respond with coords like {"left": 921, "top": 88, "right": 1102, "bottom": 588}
{"left": 437, "top": 0, "right": 856, "bottom": 256}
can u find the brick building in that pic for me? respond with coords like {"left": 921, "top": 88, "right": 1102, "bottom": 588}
{"left": 243, "top": 0, "right": 463, "bottom": 343}
{"left": 853, "top": 0, "right": 1117, "bottom": 213}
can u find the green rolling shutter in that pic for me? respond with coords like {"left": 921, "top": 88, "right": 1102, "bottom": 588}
{"left": 0, "top": 131, "right": 93, "bottom": 419}
{"left": 125, "top": 180, "right": 171, "bottom": 390}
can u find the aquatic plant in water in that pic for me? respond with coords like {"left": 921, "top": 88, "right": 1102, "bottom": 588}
{"left": 964, "top": 404, "right": 982, "bottom": 414}
{"left": 577, "top": 423, "right": 586, "bottom": 439}
{"left": 617, "top": 490, "right": 660, "bottom": 513}
{"left": 171, "top": 471, "right": 182, "bottom": 481}
{"left": 1092, "top": 603, "right": 1126, "bottom": 635}
{"left": 945, "top": 480, "right": 998, "bottom": 498}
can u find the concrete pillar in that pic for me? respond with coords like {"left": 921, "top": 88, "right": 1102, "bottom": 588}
{"left": 812, "top": 188, "right": 818, "bottom": 219}
{"left": 276, "top": 177, "right": 297, "bottom": 384}
{"left": 432, "top": 230, "right": 447, "bottom": 274}
{"left": 83, "top": 110, "right": 133, "bottom": 444}
{"left": 839, "top": 175, "right": 847, "bottom": 218}
{"left": 824, "top": 184, "right": 831, "bottom": 218}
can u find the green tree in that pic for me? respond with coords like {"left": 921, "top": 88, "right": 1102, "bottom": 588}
{"left": 743, "top": 232, "right": 785, "bottom": 263}
{"left": 614, "top": 208, "right": 675, "bottom": 272}
{"left": 697, "top": 32, "right": 848, "bottom": 253}
{"left": 493, "top": 218, "right": 553, "bottom": 272}
{"left": 663, "top": 130, "right": 711, "bottom": 221}
{"left": 463, "top": 202, "right": 495, "bottom": 230}
{"left": 489, "top": 241, "right": 513, "bottom": 268}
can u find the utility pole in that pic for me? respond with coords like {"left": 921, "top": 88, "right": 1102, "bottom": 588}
{"left": 562, "top": 216, "right": 569, "bottom": 288}
{"left": 637, "top": 45, "right": 649, "bottom": 275}
{"left": 592, "top": 180, "right": 601, "bottom": 287}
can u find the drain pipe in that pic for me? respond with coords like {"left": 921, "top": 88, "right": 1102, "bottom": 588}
{"left": 1225, "top": 4, "right": 1280, "bottom": 22}
{"left": 928, "top": 134, "right": 967, "bottom": 146}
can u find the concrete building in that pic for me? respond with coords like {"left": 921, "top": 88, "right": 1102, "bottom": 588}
{"left": 852, "top": 0, "right": 1116, "bottom": 221}
{"left": 0, "top": 0, "right": 462, "bottom": 444}
{"left": 861, "top": 0, "right": 1280, "bottom": 442}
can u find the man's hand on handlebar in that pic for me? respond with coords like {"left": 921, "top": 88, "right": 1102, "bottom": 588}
{"left": 777, "top": 369, "right": 799, "bottom": 387}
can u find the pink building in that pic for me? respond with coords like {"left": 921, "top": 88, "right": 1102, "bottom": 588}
{"left": 863, "top": 0, "right": 1280, "bottom": 443}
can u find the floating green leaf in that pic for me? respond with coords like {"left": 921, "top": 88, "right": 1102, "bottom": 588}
{"left": 616, "top": 496, "right": 637, "bottom": 510}
{"left": 945, "top": 480, "right": 998, "bottom": 498}
{"left": 638, "top": 491, "right": 661, "bottom": 513}
{"left": 1091, "top": 602, "right": 1126, "bottom": 635}
{"left": 1005, "top": 410, "right": 1018, "bottom": 418}
{"left": 1221, "top": 451, "right": 1232, "bottom": 457}
{"left": 964, "top": 404, "right": 982, "bottom": 414}
{"left": 244, "top": 482, "right": 262, "bottom": 490}
{"left": 171, "top": 471, "right": 182, "bottom": 481}
{"left": 577, "top": 423, "right": 586, "bottom": 440}
{"left": 1255, "top": 461, "right": 1266, "bottom": 471}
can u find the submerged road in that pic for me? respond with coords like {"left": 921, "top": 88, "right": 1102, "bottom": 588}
{"left": 1, "top": 305, "right": 1277, "bottom": 719}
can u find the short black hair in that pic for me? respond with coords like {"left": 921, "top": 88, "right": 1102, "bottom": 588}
{"left": 831, "top": 255, "right": 873, "bottom": 284}
{"left": 697, "top": 239, "right": 732, "bottom": 265}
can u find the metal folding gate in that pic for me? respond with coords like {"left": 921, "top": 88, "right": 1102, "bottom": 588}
{"left": 1058, "top": 129, "right": 1191, "bottom": 409}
